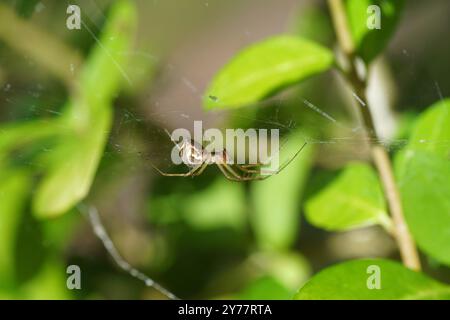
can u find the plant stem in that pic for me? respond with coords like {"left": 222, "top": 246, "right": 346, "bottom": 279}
{"left": 327, "top": 0, "right": 421, "bottom": 271}
{"left": 0, "top": 4, "right": 82, "bottom": 88}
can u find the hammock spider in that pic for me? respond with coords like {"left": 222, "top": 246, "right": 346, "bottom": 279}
{"left": 150, "top": 137, "right": 307, "bottom": 182}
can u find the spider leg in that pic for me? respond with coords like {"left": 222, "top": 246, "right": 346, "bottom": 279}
{"left": 239, "top": 163, "right": 262, "bottom": 168}
{"left": 234, "top": 163, "right": 261, "bottom": 174}
{"left": 192, "top": 162, "right": 209, "bottom": 176}
{"left": 235, "top": 142, "right": 308, "bottom": 176}
{"left": 216, "top": 163, "right": 241, "bottom": 181}
{"left": 235, "top": 164, "right": 266, "bottom": 174}
{"left": 277, "top": 142, "right": 307, "bottom": 173}
{"left": 222, "top": 163, "right": 246, "bottom": 180}
{"left": 149, "top": 161, "right": 204, "bottom": 177}
{"left": 220, "top": 163, "right": 269, "bottom": 181}
{"left": 234, "top": 162, "right": 280, "bottom": 175}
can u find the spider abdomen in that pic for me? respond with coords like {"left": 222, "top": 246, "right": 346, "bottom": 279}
{"left": 179, "top": 139, "right": 204, "bottom": 167}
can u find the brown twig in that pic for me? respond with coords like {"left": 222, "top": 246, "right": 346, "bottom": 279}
{"left": 327, "top": 0, "right": 421, "bottom": 271}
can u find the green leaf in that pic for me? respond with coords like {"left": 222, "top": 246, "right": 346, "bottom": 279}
{"left": 33, "top": 107, "right": 111, "bottom": 218}
{"left": 33, "top": 0, "right": 137, "bottom": 218}
{"left": 250, "top": 131, "right": 315, "bottom": 250}
{"left": 293, "top": 5, "right": 334, "bottom": 46}
{"left": 294, "top": 259, "right": 450, "bottom": 300}
{"left": 14, "top": 0, "right": 40, "bottom": 18}
{"left": 183, "top": 179, "right": 246, "bottom": 231}
{"left": 21, "top": 258, "right": 71, "bottom": 299}
{"left": 394, "top": 99, "right": 450, "bottom": 266}
{"left": 407, "top": 99, "right": 450, "bottom": 158}
{"left": 79, "top": 0, "right": 137, "bottom": 108}
{"left": 238, "top": 276, "right": 292, "bottom": 300}
{"left": 0, "top": 168, "right": 31, "bottom": 288}
{"left": 346, "top": 0, "right": 404, "bottom": 62}
{"left": 397, "top": 150, "right": 450, "bottom": 266}
{"left": 0, "top": 119, "right": 62, "bottom": 161}
{"left": 149, "top": 178, "right": 246, "bottom": 231}
{"left": 204, "top": 35, "right": 334, "bottom": 109}
{"left": 305, "top": 162, "right": 392, "bottom": 232}
{"left": 14, "top": 205, "right": 45, "bottom": 285}
{"left": 250, "top": 251, "right": 311, "bottom": 292}
{"left": 41, "top": 210, "right": 81, "bottom": 252}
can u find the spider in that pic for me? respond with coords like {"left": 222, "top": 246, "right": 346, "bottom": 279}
{"left": 149, "top": 137, "right": 307, "bottom": 182}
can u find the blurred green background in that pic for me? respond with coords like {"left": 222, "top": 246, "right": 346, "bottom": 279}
{"left": 0, "top": 0, "right": 449, "bottom": 299}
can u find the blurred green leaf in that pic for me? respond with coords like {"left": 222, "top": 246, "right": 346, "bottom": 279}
{"left": 149, "top": 178, "right": 246, "bottom": 231}
{"left": 0, "top": 3, "right": 82, "bottom": 85}
{"left": 305, "top": 162, "right": 392, "bottom": 232}
{"left": 0, "top": 167, "right": 31, "bottom": 288}
{"left": 0, "top": 119, "right": 62, "bottom": 161}
{"left": 0, "top": 290, "right": 17, "bottom": 299}
{"left": 293, "top": 5, "right": 333, "bottom": 46}
{"left": 79, "top": 0, "right": 137, "bottom": 109}
{"left": 122, "top": 49, "right": 159, "bottom": 94}
{"left": 33, "top": 107, "right": 111, "bottom": 218}
{"left": 396, "top": 150, "right": 450, "bottom": 266}
{"left": 14, "top": 205, "right": 46, "bottom": 285}
{"left": 204, "top": 36, "right": 334, "bottom": 109}
{"left": 41, "top": 210, "right": 80, "bottom": 252}
{"left": 346, "top": 0, "right": 404, "bottom": 62}
{"left": 183, "top": 179, "right": 246, "bottom": 231}
{"left": 33, "top": 0, "right": 137, "bottom": 218}
{"left": 14, "top": 0, "right": 40, "bottom": 18}
{"left": 407, "top": 99, "right": 450, "bottom": 158}
{"left": 250, "top": 251, "right": 311, "bottom": 292}
{"left": 21, "top": 258, "right": 71, "bottom": 299}
{"left": 238, "top": 276, "right": 292, "bottom": 300}
{"left": 294, "top": 259, "right": 450, "bottom": 299}
{"left": 250, "top": 131, "right": 314, "bottom": 250}
{"left": 148, "top": 193, "right": 183, "bottom": 225}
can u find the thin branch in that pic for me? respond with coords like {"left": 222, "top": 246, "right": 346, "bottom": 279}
{"left": 328, "top": 0, "right": 355, "bottom": 55}
{"left": 327, "top": 0, "right": 421, "bottom": 271}
{"left": 79, "top": 205, "right": 179, "bottom": 300}
{"left": 371, "top": 146, "right": 421, "bottom": 270}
